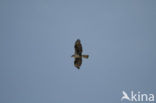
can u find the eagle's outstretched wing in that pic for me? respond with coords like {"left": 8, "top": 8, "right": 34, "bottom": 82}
{"left": 74, "top": 58, "right": 82, "bottom": 69}
{"left": 74, "top": 39, "right": 82, "bottom": 55}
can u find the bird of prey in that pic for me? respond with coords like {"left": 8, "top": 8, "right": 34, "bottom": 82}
{"left": 71, "top": 39, "right": 89, "bottom": 69}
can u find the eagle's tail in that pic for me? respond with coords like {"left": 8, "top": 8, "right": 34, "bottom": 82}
{"left": 82, "top": 55, "right": 89, "bottom": 59}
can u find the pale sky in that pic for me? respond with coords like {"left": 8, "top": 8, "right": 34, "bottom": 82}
{"left": 0, "top": 0, "right": 156, "bottom": 103}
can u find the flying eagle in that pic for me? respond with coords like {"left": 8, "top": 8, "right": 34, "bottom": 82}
{"left": 71, "top": 39, "right": 89, "bottom": 69}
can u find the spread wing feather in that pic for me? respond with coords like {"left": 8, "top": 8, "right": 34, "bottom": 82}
{"left": 74, "top": 39, "right": 82, "bottom": 55}
{"left": 74, "top": 58, "right": 82, "bottom": 69}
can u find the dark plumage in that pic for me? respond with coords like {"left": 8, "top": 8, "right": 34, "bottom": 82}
{"left": 74, "top": 39, "right": 82, "bottom": 56}
{"left": 74, "top": 58, "right": 82, "bottom": 69}
{"left": 72, "top": 39, "right": 89, "bottom": 69}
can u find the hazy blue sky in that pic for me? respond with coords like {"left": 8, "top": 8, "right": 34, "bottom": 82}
{"left": 0, "top": 0, "right": 156, "bottom": 103}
